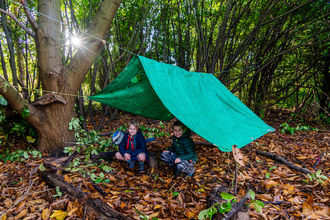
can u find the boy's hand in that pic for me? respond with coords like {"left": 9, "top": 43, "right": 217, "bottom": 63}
{"left": 124, "top": 153, "right": 131, "bottom": 160}
{"left": 174, "top": 157, "right": 181, "bottom": 164}
{"left": 163, "top": 150, "right": 169, "bottom": 153}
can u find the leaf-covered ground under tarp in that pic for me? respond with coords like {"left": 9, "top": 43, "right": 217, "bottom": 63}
{"left": 0, "top": 110, "right": 329, "bottom": 220}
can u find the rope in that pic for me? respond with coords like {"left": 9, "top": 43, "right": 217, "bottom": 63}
{"left": 274, "top": 130, "right": 321, "bottom": 164}
{"left": 13, "top": 85, "right": 88, "bottom": 98}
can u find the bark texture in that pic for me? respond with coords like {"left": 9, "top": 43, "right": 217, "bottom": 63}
{"left": 40, "top": 170, "right": 132, "bottom": 220}
{"left": 0, "top": 0, "right": 122, "bottom": 153}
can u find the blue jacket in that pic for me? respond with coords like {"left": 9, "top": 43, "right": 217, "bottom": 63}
{"left": 118, "top": 130, "right": 149, "bottom": 162}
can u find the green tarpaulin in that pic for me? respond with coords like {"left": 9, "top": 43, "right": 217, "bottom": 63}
{"left": 89, "top": 55, "right": 274, "bottom": 152}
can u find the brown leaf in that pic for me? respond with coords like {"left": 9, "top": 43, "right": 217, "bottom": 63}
{"left": 149, "top": 211, "right": 159, "bottom": 218}
{"left": 15, "top": 209, "right": 28, "bottom": 219}
{"left": 3, "top": 198, "right": 12, "bottom": 208}
{"left": 302, "top": 201, "right": 313, "bottom": 214}
{"left": 154, "top": 204, "right": 162, "bottom": 210}
{"left": 290, "top": 196, "right": 303, "bottom": 205}
{"left": 64, "top": 175, "right": 70, "bottom": 183}
{"left": 68, "top": 207, "right": 78, "bottom": 216}
{"left": 232, "top": 146, "right": 244, "bottom": 166}
{"left": 42, "top": 208, "right": 51, "bottom": 220}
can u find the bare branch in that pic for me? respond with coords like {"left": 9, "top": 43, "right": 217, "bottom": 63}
{"left": 21, "top": 0, "right": 39, "bottom": 30}
{"left": 0, "top": 9, "right": 35, "bottom": 38}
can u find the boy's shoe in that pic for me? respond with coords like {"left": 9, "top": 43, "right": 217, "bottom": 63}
{"left": 186, "top": 167, "right": 196, "bottom": 177}
{"left": 127, "top": 160, "right": 136, "bottom": 170}
{"left": 138, "top": 162, "right": 146, "bottom": 173}
{"left": 173, "top": 167, "right": 180, "bottom": 176}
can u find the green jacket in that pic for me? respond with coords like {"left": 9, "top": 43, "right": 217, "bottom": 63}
{"left": 167, "top": 129, "right": 197, "bottom": 161}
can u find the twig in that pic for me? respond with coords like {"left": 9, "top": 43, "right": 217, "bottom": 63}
{"left": 168, "top": 182, "right": 177, "bottom": 192}
{"left": 256, "top": 150, "right": 311, "bottom": 174}
{"left": 0, "top": 167, "right": 38, "bottom": 218}
{"left": 234, "top": 162, "right": 238, "bottom": 196}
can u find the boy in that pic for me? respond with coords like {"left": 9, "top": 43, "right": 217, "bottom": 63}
{"left": 115, "top": 121, "right": 149, "bottom": 173}
{"left": 160, "top": 121, "right": 197, "bottom": 177}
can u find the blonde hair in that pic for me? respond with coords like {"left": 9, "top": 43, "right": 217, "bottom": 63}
{"left": 128, "top": 121, "right": 140, "bottom": 130}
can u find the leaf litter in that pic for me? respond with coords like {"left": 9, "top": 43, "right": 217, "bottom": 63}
{"left": 0, "top": 112, "right": 329, "bottom": 220}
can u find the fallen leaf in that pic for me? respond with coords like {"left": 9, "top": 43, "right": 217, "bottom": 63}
{"left": 232, "top": 146, "right": 244, "bottom": 166}
{"left": 290, "top": 196, "right": 303, "bottom": 205}
{"left": 15, "top": 209, "right": 28, "bottom": 219}
{"left": 28, "top": 199, "right": 45, "bottom": 204}
{"left": 264, "top": 180, "right": 279, "bottom": 187}
{"left": 185, "top": 209, "right": 196, "bottom": 218}
{"left": 149, "top": 211, "right": 159, "bottom": 218}
{"left": 3, "top": 198, "right": 12, "bottom": 208}
{"left": 110, "top": 191, "right": 121, "bottom": 195}
{"left": 50, "top": 210, "right": 68, "bottom": 220}
{"left": 42, "top": 208, "right": 51, "bottom": 220}
{"left": 64, "top": 175, "right": 70, "bottom": 183}
{"left": 302, "top": 201, "right": 313, "bottom": 214}
{"left": 212, "top": 167, "right": 222, "bottom": 172}
{"left": 68, "top": 207, "right": 78, "bottom": 216}
{"left": 154, "top": 205, "right": 162, "bottom": 210}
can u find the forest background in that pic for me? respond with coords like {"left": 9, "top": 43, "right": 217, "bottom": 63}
{"left": 0, "top": 0, "right": 330, "bottom": 219}
{"left": 0, "top": 0, "right": 329, "bottom": 152}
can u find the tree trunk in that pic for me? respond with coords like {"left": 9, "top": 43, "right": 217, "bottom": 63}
{"left": 0, "top": 0, "right": 122, "bottom": 153}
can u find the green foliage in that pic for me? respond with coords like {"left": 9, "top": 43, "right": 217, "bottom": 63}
{"left": 53, "top": 186, "right": 63, "bottom": 197}
{"left": 135, "top": 208, "right": 159, "bottom": 220}
{"left": 305, "top": 170, "right": 328, "bottom": 184}
{"left": 318, "top": 113, "right": 330, "bottom": 125}
{"left": 140, "top": 125, "right": 169, "bottom": 138}
{"left": 98, "top": 162, "right": 114, "bottom": 173}
{"left": 280, "top": 122, "right": 319, "bottom": 134}
{"left": 198, "top": 192, "right": 237, "bottom": 220}
{"left": 198, "top": 190, "right": 265, "bottom": 219}
{"left": 0, "top": 148, "right": 42, "bottom": 162}
{"left": 20, "top": 106, "right": 30, "bottom": 119}
{"left": 67, "top": 117, "right": 113, "bottom": 157}
{"left": 39, "top": 164, "right": 46, "bottom": 171}
{"left": 0, "top": 97, "right": 37, "bottom": 145}
{"left": 90, "top": 172, "right": 106, "bottom": 183}
{"left": 249, "top": 191, "right": 265, "bottom": 213}
{"left": 266, "top": 164, "right": 276, "bottom": 179}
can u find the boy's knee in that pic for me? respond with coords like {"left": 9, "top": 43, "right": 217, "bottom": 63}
{"left": 115, "top": 152, "right": 125, "bottom": 161}
{"left": 137, "top": 153, "right": 146, "bottom": 162}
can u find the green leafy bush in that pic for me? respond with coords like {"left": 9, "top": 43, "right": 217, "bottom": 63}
{"left": 280, "top": 122, "right": 318, "bottom": 134}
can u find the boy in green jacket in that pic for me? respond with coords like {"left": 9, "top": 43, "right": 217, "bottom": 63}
{"left": 160, "top": 121, "right": 197, "bottom": 177}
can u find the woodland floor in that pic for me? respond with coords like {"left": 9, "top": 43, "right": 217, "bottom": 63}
{"left": 0, "top": 108, "right": 329, "bottom": 220}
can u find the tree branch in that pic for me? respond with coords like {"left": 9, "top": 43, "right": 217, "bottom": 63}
{"left": 0, "top": 8, "right": 35, "bottom": 38}
{"left": 66, "top": 0, "right": 122, "bottom": 91}
{"left": 21, "top": 0, "right": 39, "bottom": 31}
{"left": 0, "top": 75, "right": 41, "bottom": 127}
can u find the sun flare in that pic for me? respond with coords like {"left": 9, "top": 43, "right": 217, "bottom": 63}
{"left": 71, "top": 37, "right": 81, "bottom": 46}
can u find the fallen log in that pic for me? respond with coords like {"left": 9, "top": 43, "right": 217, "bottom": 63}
{"left": 256, "top": 150, "right": 311, "bottom": 174}
{"left": 39, "top": 170, "right": 132, "bottom": 220}
{"left": 207, "top": 185, "right": 250, "bottom": 220}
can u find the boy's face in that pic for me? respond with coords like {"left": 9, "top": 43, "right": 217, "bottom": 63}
{"left": 173, "top": 126, "right": 183, "bottom": 138}
{"left": 128, "top": 124, "right": 138, "bottom": 136}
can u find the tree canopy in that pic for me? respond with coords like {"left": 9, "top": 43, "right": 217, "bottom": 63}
{"left": 0, "top": 0, "right": 329, "bottom": 152}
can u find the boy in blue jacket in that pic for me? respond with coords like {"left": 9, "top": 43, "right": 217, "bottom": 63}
{"left": 115, "top": 121, "right": 149, "bottom": 173}
{"left": 160, "top": 121, "right": 197, "bottom": 177}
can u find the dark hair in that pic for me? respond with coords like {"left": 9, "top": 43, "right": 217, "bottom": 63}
{"left": 173, "top": 121, "right": 186, "bottom": 130}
